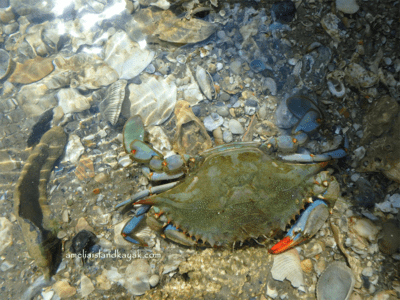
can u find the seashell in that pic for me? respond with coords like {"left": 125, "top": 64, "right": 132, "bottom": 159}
{"left": 344, "top": 63, "right": 379, "bottom": 89}
{"left": 196, "top": 66, "right": 215, "bottom": 100}
{"left": 64, "top": 134, "right": 85, "bottom": 164}
{"left": 316, "top": 261, "right": 355, "bottom": 300}
{"left": 321, "top": 13, "right": 346, "bottom": 43}
{"left": 250, "top": 59, "right": 266, "bottom": 73}
{"left": 147, "top": 125, "right": 174, "bottom": 157}
{"left": 128, "top": 74, "right": 177, "bottom": 126}
{"left": 378, "top": 220, "right": 400, "bottom": 255}
{"left": 53, "top": 280, "right": 77, "bottom": 298}
{"left": 104, "top": 30, "right": 155, "bottom": 80}
{"left": 181, "top": 66, "right": 204, "bottom": 105}
{"left": 9, "top": 56, "right": 54, "bottom": 84}
{"left": 327, "top": 80, "right": 345, "bottom": 98}
{"left": 349, "top": 217, "right": 380, "bottom": 243}
{"left": 271, "top": 249, "right": 304, "bottom": 288}
{"left": 0, "top": 49, "right": 12, "bottom": 80}
{"left": 57, "top": 88, "right": 92, "bottom": 114}
{"left": 154, "top": 14, "right": 217, "bottom": 44}
{"left": 99, "top": 80, "right": 127, "bottom": 125}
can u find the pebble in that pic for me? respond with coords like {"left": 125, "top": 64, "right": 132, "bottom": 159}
{"left": 216, "top": 63, "right": 223, "bottom": 71}
{"left": 336, "top": 0, "right": 359, "bottom": 14}
{"left": 64, "top": 134, "right": 85, "bottom": 164}
{"left": 0, "top": 217, "right": 12, "bottom": 255}
{"left": 203, "top": 113, "right": 224, "bottom": 131}
{"left": 80, "top": 275, "right": 95, "bottom": 297}
{"left": 351, "top": 173, "right": 360, "bottom": 182}
{"left": 53, "top": 281, "right": 77, "bottom": 298}
{"left": 124, "top": 259, "right": 151, "bottom": 295}
{"left": 149, "top": 274, "right": 160, "bottom": 287}
{"left": 230, "top": 60, "right": 242, "bottom": 75}
{"left": 96, "top": 271, "right": 112, "bottom": 290}
{"left": 94, "top": 172, "right": 108, "bottom": 183}
{"left": 216, "top": 105, "right": 229, "bottom": 117}
{"left": 75, "top": 217, "right": 94, "bottom": 233}
{"left": 219, "top": 92, "right": 230, "bottom": 102}
{"left": 62, "top": 210, "right": 69, "bottom": 223}
{"left": 41, "top": 290, "right": 54, "bottom": 300}
{"left": 223, "top": 130, "right": 233, "bottom": 143}
{"left": 353, "top": 146, "right": 366, "bottom": 160}
{"left": 228, "top": 119, "right": 244, "bottom": 134}
{"left": 362, "top": 267, "right": 373, "bottom": 277}
{"left": 0, "top": 261, "right": 14, "bottom": 271}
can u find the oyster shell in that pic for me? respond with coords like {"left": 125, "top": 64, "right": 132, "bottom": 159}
{"left": 127, "top": 74, "right": 177, "bottom": 126}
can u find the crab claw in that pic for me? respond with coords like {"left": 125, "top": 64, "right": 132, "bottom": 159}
{"left": 121, "top": 205, "right": 151, "bottom": 245}
{"left": 269, "top": 200, "right": 329, "bottom": 254}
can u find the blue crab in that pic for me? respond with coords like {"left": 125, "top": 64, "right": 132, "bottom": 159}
{"left": 116, "top": 97, "right": 347, "bottom": 254}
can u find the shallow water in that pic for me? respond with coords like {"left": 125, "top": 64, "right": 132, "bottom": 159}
{"left": 0, "top": 0, "right": 399, "bottom": 299}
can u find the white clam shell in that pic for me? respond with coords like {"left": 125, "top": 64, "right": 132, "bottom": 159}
{"left": 128, "top": 74, "right": 177, "bottom": 126}
{"left": 271, "top": 249, "right": 304, "bottom": 288}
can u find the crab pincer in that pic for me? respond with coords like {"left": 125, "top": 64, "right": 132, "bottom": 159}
{"left": 269, "top": 200, "right": 329, "bottom": 254}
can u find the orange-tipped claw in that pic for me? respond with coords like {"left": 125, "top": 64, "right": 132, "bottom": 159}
{"left": 269, "top": 236, "right": 305, "bottom": 254}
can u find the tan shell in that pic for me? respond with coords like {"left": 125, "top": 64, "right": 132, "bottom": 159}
{"left": 99, "top": 80, "right": 127, "bottom": 125}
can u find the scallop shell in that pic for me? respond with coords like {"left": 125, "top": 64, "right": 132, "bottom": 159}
{"left": 128, "top": 74, "right": 177, "bottom": 126}
{"left": 196, "top": 66, "right": 215, "bottom": 100}
{"left": 316, "top": 261, "right": 355, "bottom": 300}
{"left": 378, "top": 220, "right": 400, "bottom": 255}
{"left": 99, "top": 80, "right": 127, "bottom": 125}
{"left": 271, "top": 249, "right": 304, "bottom": 288}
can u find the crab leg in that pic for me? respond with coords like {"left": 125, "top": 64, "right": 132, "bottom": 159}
{"left": 115, "top": 182, "right": 178, "bottom": 209}
{"left": 269, "top": 200, "right": 329, "bottom": 254}
{"left": 163, "top": 224, "right": 197, "bottom": 247}
{"left": 121, "top": 205, "right": 151, "bottom": 244}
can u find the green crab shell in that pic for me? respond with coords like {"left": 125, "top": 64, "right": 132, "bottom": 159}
{"left": 146, "top": 147, "right": 337, "bottom": 246}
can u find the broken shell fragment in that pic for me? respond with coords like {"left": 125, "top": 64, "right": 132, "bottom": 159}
{"left": 99, "top": 80, "right": 127, "bottom": 125}
{"left": 104, "top": 31, "right": 155, "bottom": 80}
{"left": 128, "top": 74, "right": 177, "bottom": 126}
{"left": 345, "top": 63, "right": 379, "bottom": 89}
{"left": 271, "top": 249, "right": 304, "bottom": 288}
{"left": 316, "top": 261, "right": 355, "bottom": 300}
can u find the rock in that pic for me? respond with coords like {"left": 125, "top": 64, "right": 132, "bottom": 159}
{"left": 9, "top": 56, "right": 54, "bottom": 84}
{"left": 230, "top": 60, "right": 242, "bottom": 75}
{"left": 57, "top": 88, "right": 92, "bottom": 114}
{"left": 204, "top": 113, "right": 224, "bottom": 131}
{"left": 96, "top": 271, "right": 112, "bottom": 290}
{"left": 80, "top": 275, "right": 95, "bottom": 297}
{"left": 149, "top": 274, "right": 160, "bottom": 287}
{"left": 0, "top": 217, "right": 12, "bottom": 254}
{"left": 223, "top": 130, "right": 233, "bottom": 143}
{"left": 124, "top": 259, "right": 151, "bottom": 295}
{"left": 75, "top": 217, "right": 94, "bottom": 233}
{"left": 228, "top": 119, "right": 244, "bottom": 134}
{"left": 53, "top": 281, "right": 77, "bottom": 298}
{"left": 336, "top": 0, "right": 359, "bottom": 14}
{"left": 271, "top": 0, "right": 296, "bottom": 23}
{"left": 64, "top": 135, "right": 85, "bottom": 164}
{"left": 94, "top": 173, "right": 108, "bottom": 183}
